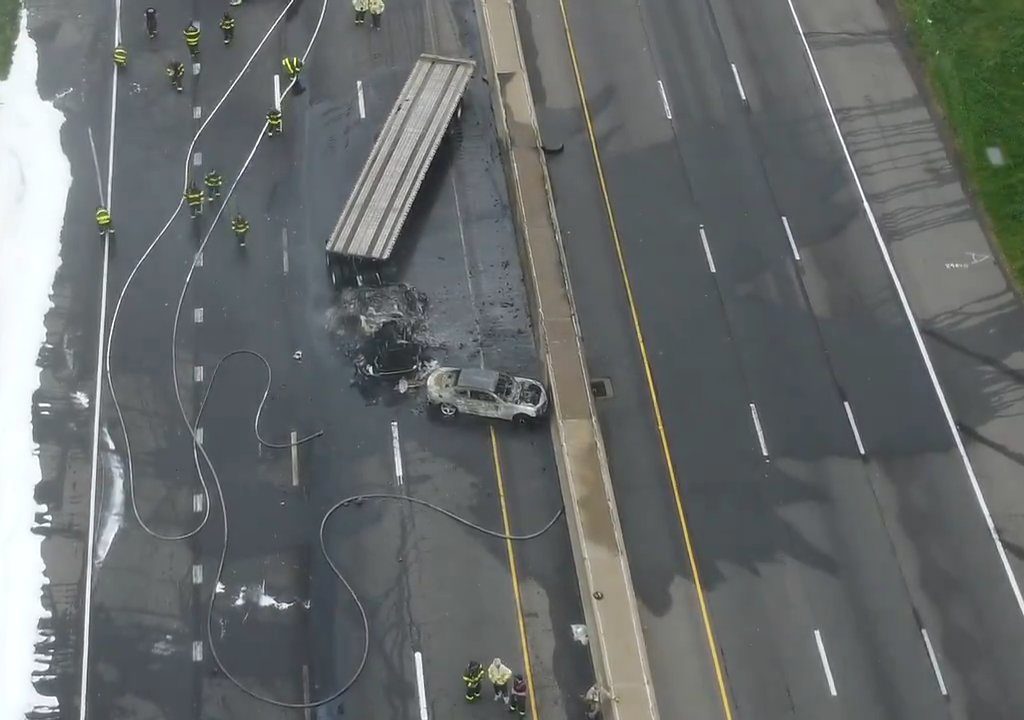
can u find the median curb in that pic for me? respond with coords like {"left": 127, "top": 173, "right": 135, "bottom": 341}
{"left": 472, "top": 2, "right": 661, "bottom": 718}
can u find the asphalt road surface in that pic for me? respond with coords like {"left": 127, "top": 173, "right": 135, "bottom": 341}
{"left": 517, "top": 0, "right": 1024, "bottom": 718}
{"left": 27, "top": 0, "right": 592, "bottom": 717}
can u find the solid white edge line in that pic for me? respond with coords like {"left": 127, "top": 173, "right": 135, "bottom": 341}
{"left": 357, "top": 79, "right": 366, "bottom": 119}
{"left": 781, "top": 215, "right": 801, "bottom": 261}
{"left": 414, "top": 650, "right": 429, "bottom": 720}
{"left": 81, "top": 0, "right": 122, "bottom": 715}
{"left": 290, "top": 430, "right": 299, "bottom": 487}
{"left": 814, "top": 629, "right": 837, "bottom": 696}
{"left": 282, "top": 227, "right": 289, "bottom": 274}
{"left": 698, "top": 224, "right": 716, "bottom": 273}
{"left": 920, "top": 628, "right": 948, "bottom": 696}
{"left": 657, "top": 79, "right": 672, "bottom": 120}
{"left": 749, "top": 402, "right": 768, "bottom": 457}
{"left": 391, "top": 421, "right": 404, "bottom": 486}
{"left": 784, "top": 0, "right": 1024, "bottom": 617}
{"left": 730, "top": 62, "right": 747, "bottom": 103}
{"left": 274, "top": 73, "right": 281, "bottom": 112}
{"left": 842, "top": 401, "right": 866, "bottom": 456}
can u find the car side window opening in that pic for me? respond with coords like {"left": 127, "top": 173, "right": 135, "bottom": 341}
{"left": 469, "top": 390, "right": 495, "bottom": 402}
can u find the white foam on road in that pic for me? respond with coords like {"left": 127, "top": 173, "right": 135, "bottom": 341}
{"left": 0, "top": 12, "right": 73, "bottom": 720}
{"left": 94, "top": 427, "right": 125, "bottom": 567}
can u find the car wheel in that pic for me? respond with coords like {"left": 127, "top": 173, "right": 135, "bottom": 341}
{"left": 440, "top": 403, "right": 458, "bottom": 418}
{"left": 512, "top": 414, "right": 531, "bottom": 426}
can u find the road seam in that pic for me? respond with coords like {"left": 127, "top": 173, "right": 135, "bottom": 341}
{"left": 554, "top": 0, "right": 734, "bottom": 715}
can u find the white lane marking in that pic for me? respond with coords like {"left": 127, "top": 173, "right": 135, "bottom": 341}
{"left": 81, "top": 0, "right": 122, "bottom": 714}
{"left": 192, "top": 62, "right": 201, "bottom": 76}
{"left": 657, "top": 79, "right": 672, "bottom": 120}
{"left": 842, "top": 401, "right": 866, "bottom": 456}
{"left": 274, "top": 74, "right": 281, "bottom": 111}
{"left": 749, "top": 403, "right": 768, "bottom": 457}
{"left": 193, "top": 151, "right": 202, "bottom": 166}
{"left": 282, "top": 228, "right": 289, "bottom": 274}
{"left": 357, "top": 80, "right": 366, "bottom": 119}
{"left": 391, "top": 421, "right": 404, "bottom": 486}
{"left": 195, "top": 426, "right": 204, "bottom": 445}
{"left": 730, "top": 63, "right": 747, "bottom": 103}
{"left": 193, "top": 492, "right": 205, "bottom": 513}
{"left": 193, "top": 365, "right": 204, "bottom": 383}
{"left": 195, "top": 250, "right": 204, "bottom": 267}
{"left": 193, "top": 105, "right": 202, "bottom": 119}
{"left": 814, "top": 629, "right": 837, "bottom": 696}
{"left": 920, "top": 628, "right": 948, "bottom": 696}
{"left": 193, "top": 307, "right": 204, "bottom": 323}
{"left": 784, "top": 0, "right": 1024, "bottom": 618}
{"left": 699, "top": 224, "right": 716, "bottom": 274}
{"left": 302, "top": 664, "right": 312, "bottom": 720}
{"left": 290, "top": 431, "right": 299, "bottom": 487}
{"left": 781, "top": 215, "right": 801, "bottom": 261}
{"left": 192, "top": 640, "right": 203, "bottom": 662}
{"left": 414, "top": 651, "right": 429, "bottom": 720}
{"left": 191, "top": 564, "right": 203, "bottom": 584}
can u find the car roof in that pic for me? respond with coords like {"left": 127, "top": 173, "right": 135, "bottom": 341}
{"left": 456, "top": 368, "right": 501, "bottom": 392}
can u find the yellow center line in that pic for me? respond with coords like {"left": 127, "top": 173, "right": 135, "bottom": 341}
{"left": 552, "top": 0, "right": 734, "bottom": 718}
{"left": 489, "top": 424, "right": 541, "bottom": 719}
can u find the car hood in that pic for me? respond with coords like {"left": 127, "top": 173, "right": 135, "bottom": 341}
{"left": 513, "top": 378, "right": 547, "bottom": 409}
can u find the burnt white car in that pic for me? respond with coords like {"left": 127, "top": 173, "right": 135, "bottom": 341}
{"left": 426, "top": 367, "right": 548, "bottom": 424}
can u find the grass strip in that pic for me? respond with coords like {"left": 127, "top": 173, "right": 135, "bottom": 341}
{"left": 897, "top": 0, "right": 1024, "bottom": 280}
{"left": 0, "top": 0, "right": 19, "bottom": 80}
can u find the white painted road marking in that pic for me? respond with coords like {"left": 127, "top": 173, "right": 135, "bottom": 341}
{"left": 86, "top": 127, "right": 105, "bottom": 203}
{"left": 842, "top": 401, "right": 866, "bottom": 456}
{"left": 730, "top": 63, "right": 747, "bottom": 103}
{"left": 920, "top": 628, "right": 948, "bottom": 696}
{"left": 192, "top": 105, "right": 202, "bottom": 119}
{"left": 193, "top": 151, "right": 202, "bottom": 166}
{"left": 282, "top": 228, "right": 289, "bottom": 274}
{"left": 82, "top": 0, "right": 122, "bottom": 714}
{"left": 193, "top": 492, "right": 205, "bottom": 513}
{"left": 193, "top": 307, "right": 204, "bottom": 323}
{"left": 195, "top": 250, "right": 204, "bottom": 267}
{"left": 784, "top": 0, "right": 1024, "bottom": 618}
{"left": 195, "top": 426, "right": 204, "bottom": 445}
{"left": 192, "top": 640, "right": 203, "bottom": 662}
{"left": 699, "top": 224, "right": 716, "bottom": 273}
{"left": 781, "top": 215, "right": 801, "bottom": 261}
{"left": 814, "top": 629, "right": 837, "bottom": 696}
{"left": 357, "top": 80, "right": 366, "bottom": 119}
{"left": 274, "top": 73, "right": 281, "bottom": 111}
{"left": 193, "top": 365, "right": 204, "bottom": 383}
{"left": 414, "top": 651, "right": 429, "bottom": 720}
{"left": 749, "top": 403, "right": 768, "bottom": 458}
{"left": 391, "top": 421, "right": 404, "bottom": 486}
{"left": 657, "top": 80, "right": 672, "bottom": 120}
{"left": 192, "top": 564, "right": 203, "bottom": 584}
{"left": 192, "top": 62, "right": 200, "bottom": 76}
{"left": 290, "top": 431, "right": 299, "bottom": 487}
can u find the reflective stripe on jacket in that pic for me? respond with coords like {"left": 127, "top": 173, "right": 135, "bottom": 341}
{"left": 184, "top": 27, "right": 200, "bottom": 46}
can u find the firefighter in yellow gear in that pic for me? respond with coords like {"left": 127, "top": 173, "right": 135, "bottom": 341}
{"left": 369, "top": 0, "right": 384, "bottom": 28}
{"left": 231, "top": 214, "right": 250, "bottom": 246}
{"left": 95, "top": 206, "right": 114, "bottom": 237}
{"left": 219, "top": 13, "right": 235, "bottom": 45}
{"left": 203, "top": 170, "right": 223, "bottom": 201}
{"left": 267, "top": 108, "right": 283, "bottom": 136}
{"left": 282, "top": 56, "right": 305, "bottom": 92}
{"left": 113, "top": 45, "right": 128, "bottom": 68}
{"left": 463, "top": 661, "right": 484, "bottom": 703}
{"left": 185, "top": 182, "right": 204, "bottom": 217}
{"left": 183, "top": 22, "right": 200, "bottom": 57}
{"left": 167, "top": 60, "right": 185, "bottom": 92}
{"left": 353, "top": 0, "right": 368, "bottom": 24}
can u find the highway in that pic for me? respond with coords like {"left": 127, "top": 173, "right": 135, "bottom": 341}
{"left": 28, "top": 0, "right": 593, "bottom": 716}
{"left": 516, "top": 0, "right": 1024, "bottom": 717}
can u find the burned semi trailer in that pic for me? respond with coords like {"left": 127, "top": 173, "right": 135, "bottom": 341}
{"left": 326, "top": 54, "right": 476, "bottom": 286}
